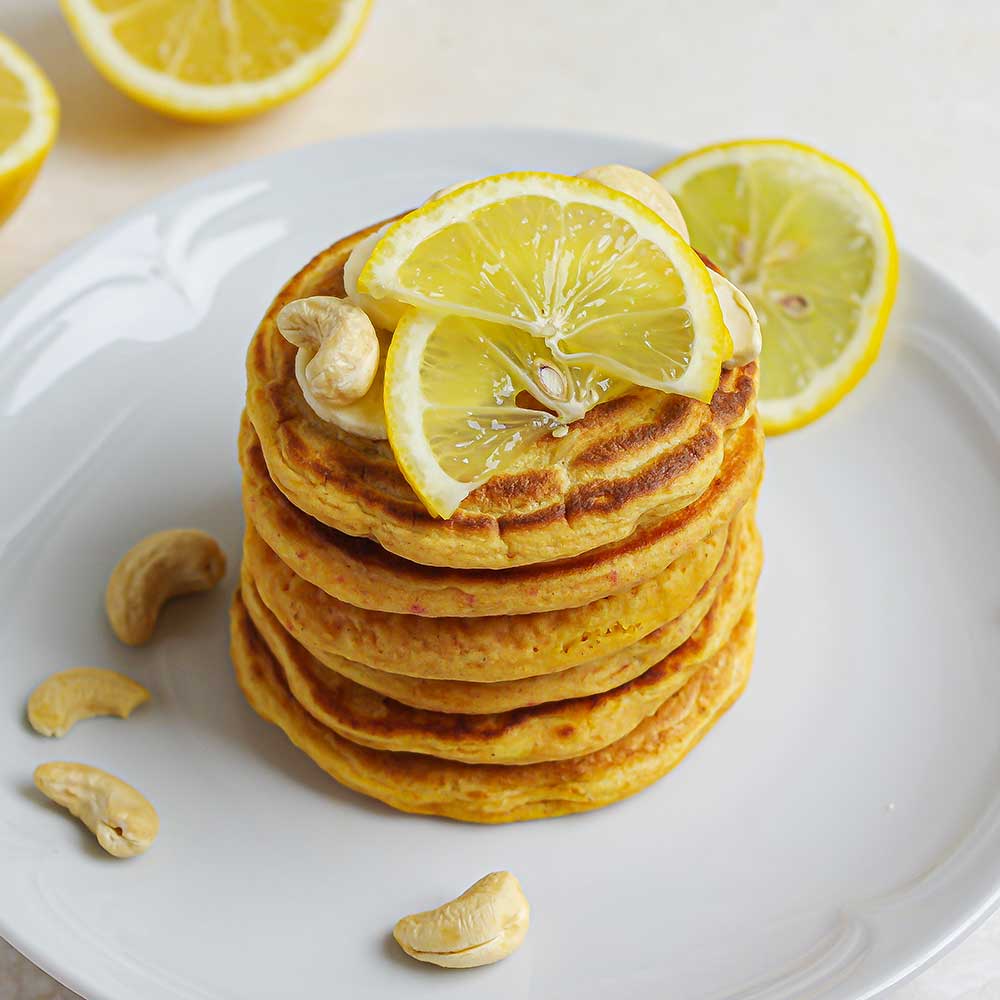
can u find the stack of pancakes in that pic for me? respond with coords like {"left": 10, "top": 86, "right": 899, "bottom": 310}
{"left": 232, "top": 225, "right": 765, "bottom": 823}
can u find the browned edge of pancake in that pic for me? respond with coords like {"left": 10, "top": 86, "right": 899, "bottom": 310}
{"left": 238, "top": 519, "right": 759, "bottom": 764}
{"left": 237, "top": 512, "right": 758, "bottom": 715}
{"left": 230, "top": 589, "right": 756, "bottom": 823}
{"left": 243, "top": 506, "right": 745, "bottom": 682}
{"left": 239, "top": 410, "right": 763, "bottom": 616}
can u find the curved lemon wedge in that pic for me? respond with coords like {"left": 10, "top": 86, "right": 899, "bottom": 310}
{"left": 654, "top": 139, "right": 897, "bottom": 433}
{"left": 0, "top": 34, "right": 58, "bottom": 227}
{"left": 59, "top": 0, "right": 371, "bottom": 122}
{"left": 361, "top": 172, "right": 732, "bottom": 518}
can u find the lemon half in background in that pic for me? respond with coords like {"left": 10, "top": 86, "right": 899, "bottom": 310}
{"left": 0, "top": 34, "right": 58, "bottom": 227}
{"left": 59, "top": 0, "right": 372, "bottom": 122}
{"left": 655, "top": 139, "right": 898, "bottom": 433}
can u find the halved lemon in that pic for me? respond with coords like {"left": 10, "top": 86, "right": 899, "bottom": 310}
{"left": 0, "top": 34, "right": 58, "bottom": 227}
{"left": 360, "top": 172, "right": 732, "bottom": 518}
{"left": 654, "top": 139, "right": 897, "bottom": 433}
{"left": 59, "top": 0, "right": 371, "bottom": 123}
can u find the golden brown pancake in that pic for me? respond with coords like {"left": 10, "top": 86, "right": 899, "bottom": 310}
{"left": 244, "top": 507, "right": 749, "bottom": 682}
{"left": 244, "top": 223, "right": 758, "bottom": 570}
{"left": 230, "top": 590, "right": 755, "bottom": 822}
{"left": 240, "top": 519, "right": 758, "bottom": 765}
{"left": 240, "top": 516, "right": 759, "bottom": 714}
{"left": 239, "top": 411, "right": 764, "bottom": 616}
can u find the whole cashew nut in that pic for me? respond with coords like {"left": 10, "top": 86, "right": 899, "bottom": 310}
{"left": 581, "top": 164, "right": 691, "bottom": 242}
{"left": 393, "top": 871, "right": 530, "bottom": 969}
{"left": 34, "top": 762, "right": 159, "bottom": 858}
{"left": 28, "top": 668, "right": 150, "bottom": 738}
{"left": 105, "top": 529, "right": 226, "bottom": 646}
{"left": 277, "top": 297, "right": 380, "bottom": 408}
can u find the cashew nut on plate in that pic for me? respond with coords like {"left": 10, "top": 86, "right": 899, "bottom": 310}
{"left": 28, "top": 668, "right": 150, "bottom": 737}
{"left": 393, "top": 871, "right": 530, "bottom": 968}
{"left": 34, "top": 762, "right": 159, "bottom": 858}
{"left": 105, "top": 529, "right": 226, "bottom": 645}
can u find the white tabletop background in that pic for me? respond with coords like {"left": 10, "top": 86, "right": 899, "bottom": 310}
{"left": 1, "top": 1, "right": 998, "bottom": 997}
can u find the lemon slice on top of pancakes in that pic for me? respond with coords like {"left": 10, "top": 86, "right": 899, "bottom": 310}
{"left": 358, "top": 172, "right": 733, "bottom": 518}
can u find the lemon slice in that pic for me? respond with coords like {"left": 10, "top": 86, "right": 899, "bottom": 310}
{"left": 654, "top": 140, "right": 897, "bottom": 433}
{"left": 362, "top": 172, "right": 732, "bottom": 518}
{"left": 0, "top": 34, "right": 58, "bottom": 227}
{"left": 59, "top": 0, "right": 371, "bottom": 122}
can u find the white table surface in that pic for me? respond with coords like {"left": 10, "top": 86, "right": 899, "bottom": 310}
{"left": 1, "top": 1, "right": 998, "bottom": 997}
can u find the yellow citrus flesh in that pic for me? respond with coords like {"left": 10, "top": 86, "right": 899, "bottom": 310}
{"left": 59, "top": 0, "right": 371, "bottom": 122}
{"left": 654, "top": 140, "right": 897, "bottom": 433}
{"left": 0, "top": 35, "right": 58, "bottom": 227}
{"left": 364, "top": 172, "right": 732, "bottom": 517}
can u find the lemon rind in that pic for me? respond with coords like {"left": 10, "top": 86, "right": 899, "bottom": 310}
{"left": 383, "top": 310, "right": 483, "bottom": 518}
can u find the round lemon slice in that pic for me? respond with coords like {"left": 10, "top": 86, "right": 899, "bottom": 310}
{"left": 361, "top": 172, "right": 732, "bottom": 518}
{"left": 59, "top": 0, "right": 371, "bottom": 122}
{"left": 0, "top": 34, "right": 58, "bottom": 227}
{"left": 654, "top": 140, "right": 897, "bottom": 433}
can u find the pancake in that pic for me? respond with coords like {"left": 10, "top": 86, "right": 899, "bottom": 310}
{"left": 244, "top": 507, "right": 748, "bottom": 682}
{"left": 230, "top": 590, "right": 755, "bottom": 823}
{"left": 245, "top": 222, "right": 759, "bottom": 570}
{"left": 240, "top": 517, "right": 758, "bottom": 764}
{"left": 240, "top": 516, "right": 759, "bottom": 714}
{"left": 239, "top": 411, "right": 764, "bottom": 616}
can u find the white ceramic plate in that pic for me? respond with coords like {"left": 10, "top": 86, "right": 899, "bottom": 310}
{"left": 2, "top": 128, "right": 999, "bottom": 1000}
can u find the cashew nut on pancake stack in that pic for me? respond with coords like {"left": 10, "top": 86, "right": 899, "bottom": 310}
{"left": 233, "top": 166, "right": 765, "bottom": 823}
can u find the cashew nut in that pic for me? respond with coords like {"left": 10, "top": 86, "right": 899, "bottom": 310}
{"left": 28, "top": 668, "right": 150, "bottom": 738}
{"left": 277, "top": 296, "right": 380, "bottom": 412}
{"left": 34, "top": 762, "right": 159, "bottom": 858}
{"left": 711, "top": 270, "right": 762, "bottom": 368}
{"left": 105, "top": 529, "right": 226, "bottom": 646}
{"left": 581, "top": 164, "right": 691, "bottom": 242}
{"left": 393, "top": 871, "right": 529, "bottom": 969}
